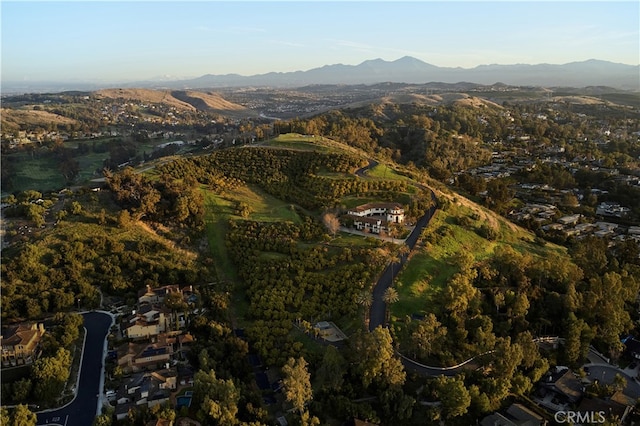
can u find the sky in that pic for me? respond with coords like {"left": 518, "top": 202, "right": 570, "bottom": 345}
{"left": 1, "top": 1, "right": 639, "bottom": 83}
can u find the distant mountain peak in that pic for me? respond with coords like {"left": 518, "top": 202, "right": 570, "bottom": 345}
{"left": 3, "top": 57, "right": 638, "bottom": 93}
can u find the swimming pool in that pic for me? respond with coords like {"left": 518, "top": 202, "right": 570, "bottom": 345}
{"left": 176, "top": 395, "right": 192, "bottom": 409}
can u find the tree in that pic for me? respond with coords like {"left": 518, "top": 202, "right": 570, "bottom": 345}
{"left": 26, "top": 203, "right": 46, "bottom": 227}
{"left": 377, "top": 385, "right": 415, "bottom": 422}
{"left": 434, "top": 375, "right": 471, "bottom": 419}
{"left": 299, "top": 410, "right": 321, "bottom": 426}
{"left": 97, "top": 209, "right": 107, "bottom": 225}
{"left": 93, "top": 411, "right": 113, "bottom": 426}
{"left": 282, "top": 357, "right": 313, "bottom": 415}
{"left": 442, "top": 269, "right": 479, "bottom": 321}
{"left": 410, "top": 313, "right": 447, "bottom": 359}
{"left": 351, "top": 326, "right": 406, "bottom": 389}
{"left": 613, "top": 373, "right": 627, "bottom": 392}
{"left": 70, "top": 201, "right": 83, "bottom": 215}
{"left": 164, "top": 291, "right": 187, "bottom": 331}
{"left": 322, "top": 212, "right": 340, "bottom": 238}
{"left": 9, "top": 404, "right": 37, "bottom": 426}
{"left": 570, "top": 236, "right": 608, "bottom": 278}
{"left": 194, "top": 369, "right": 240, "bottom": 425}
{"left": 315, "top": 346, "right": 346, "bottom": 392}
{"left": 383, "top": 287, "right": 399, "bottom": 323}
{"left": 32, "top": 347, "right": 71, "bottom": 405}
{"left": 1, "top": 407, "right": 10, "bottom": 426}
{"left": 492, "top": 337, "right": 523, "bottom": 381}
{"left": 235, "top": 201, "right": 252, "bottom": 218}
{"left": 117, "top": 209, "right": 131, "bottom": 228}
{"left": 356, "top": 289, "right": 373, "bottom": 326}
{"left": 486, "top": 178, "right": 514, "bottom": 213}
{"left": 12, "top": 378, "right": 32, "bottom": 402}
{"left": 151, "top": 403, "right": 176, "bottom": 422}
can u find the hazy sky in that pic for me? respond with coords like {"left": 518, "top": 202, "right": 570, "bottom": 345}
{"left": 2, "top": 1, "right": 638, "bottom": 83}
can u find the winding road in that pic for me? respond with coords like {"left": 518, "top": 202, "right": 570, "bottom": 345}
{"left": 36, "top": 311, "right": 113, "bottom": 426}
{"left": 367, "top": 185, "right": 438, "bottom": 331}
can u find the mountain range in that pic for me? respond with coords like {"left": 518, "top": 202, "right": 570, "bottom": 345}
{"left": 3, "top": 57, "right": 639, "bottom": 94}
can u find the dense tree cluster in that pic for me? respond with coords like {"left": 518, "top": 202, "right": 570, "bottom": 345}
{"left": 158, "top": 147, "right": 409, "bottom": 210}
{"left": 392, "top": 231, "right": 640, "bottom": 421}
{"left": 281, "top": 104, "right": 497, "bottom": 179}
{"left": 105, "top": 167, "right": 204, "bottom": 228}
{"left": 1, "top": 221, "right": 208, "bottom": 321}
{"left": 404, "top": 239, "right": 638, "bottom": 363}
{"left": 224, "top": 218, "right": 384, "bottom": 365}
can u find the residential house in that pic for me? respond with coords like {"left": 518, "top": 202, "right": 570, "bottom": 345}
{"left": 150, "top": 368, "right": 178, "bottom": 391}
{"left": 177, "top": 332, "right": 195, "bottom": 354}
{"left": 1, "top": 323, "right": 45, "bottom": 366}
{"left": 115, "top": 403, "right": 136, "bottom": 422}
{"left": 124, "top": 304, "right": 172, "bottom": 339}
{"left": 134, "top": 345, "right": 173, "bottom": 372}
{"left": 558, "top": 214, "right": 581, "bottom": 226}
{"left": 596, "top": 202, "right": 630, "bottom": 218}
{"left": 628, "top": 226, "right": 640, "bottom": 236}
{"left": 117, "top": 341, "right": 173, "bottom": 373}
{"left": 480, "top": 403, "right": 547, "bottom": 426}
{"left": 594, "top": 222, "right": 619, "bottom": 239}
{"left": 343, "top": 202, "right": 405, "bottom": 235}
{"left": 146, "top": 390, "right": 171, "bottom": 409}
{"left": 534, "top": 367, "right": 584, "bottom": 412}
{"left": 577, "top": 393, "right": 634, "bottom": 424}
{"left": 138, "top": 284, "right": 183, "bottom": 306}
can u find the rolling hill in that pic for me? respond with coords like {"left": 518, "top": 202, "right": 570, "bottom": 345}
{"left": 95, "top": 88, "right": 252, "bottom": 115}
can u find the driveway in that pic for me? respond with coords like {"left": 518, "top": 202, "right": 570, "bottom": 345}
{"left": 368, "top": 191, "right": 437, "bottom": 331}
{"left": 36, "top": 311, "right": 113, "bottom": 426}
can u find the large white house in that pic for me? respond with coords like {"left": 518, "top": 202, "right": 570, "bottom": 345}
{"left": 343, "top": 202, "right": 405, "bottom": 234}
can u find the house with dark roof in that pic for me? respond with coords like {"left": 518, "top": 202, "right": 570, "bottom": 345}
{"left": 480, "top": 403, "right": 547, "bottom": 426}
{"left": 540, "top": 367, "right": 584, "bottom": 404}
{"left": 577, "top": 392, "right": 634, "bottom": 424}
{"left": 117, "top": 340, "right": 173, "bottom": 373}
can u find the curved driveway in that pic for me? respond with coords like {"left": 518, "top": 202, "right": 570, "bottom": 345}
{"left": 37, "top": 311, "right": 112, "bottom": 426}
{"left": 368, "top": 191, "right": 437, "bottom": 331}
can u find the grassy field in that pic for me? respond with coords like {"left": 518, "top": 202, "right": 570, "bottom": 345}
{"left": 2, "top": 137, "right": 193, "bottom": 196}
{"left": 364, "top": 163, "right": 412, "bottom": 181}
{"left": 205, "top": 184, "right": 302, "bottom": 224}
{"left": 391, "top": 198, "right": 568, "bottom": 321}
{"left": 339, "top": 193, "right": 414, "bottom": 209}
{"left": 326, "top": 232, "right": 383, "bottom": 248}
{"left": 7, "top": 154, "right": 65, "bottom": 193}
{"left": 263, "top": 134, "right": 331, "bottom": 151}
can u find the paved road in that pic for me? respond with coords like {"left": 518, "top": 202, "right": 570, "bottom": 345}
{"left": 585, "top": 364, "right": 640, "bottom": 398}
{"left": 37, "top": 311, "right": 112, "bottom": 426}
{"left": 368, "top": 191, "right": 438, "bottom": 331}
